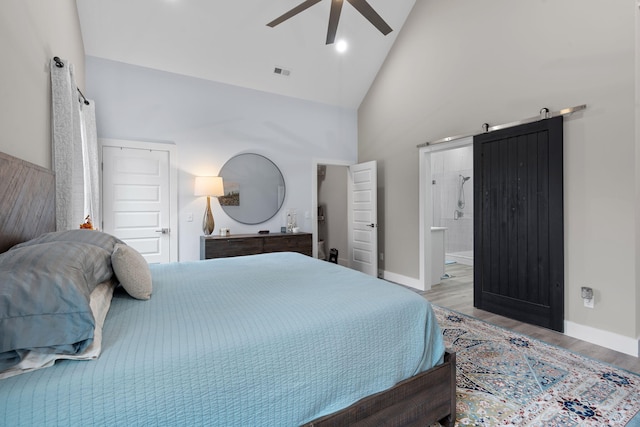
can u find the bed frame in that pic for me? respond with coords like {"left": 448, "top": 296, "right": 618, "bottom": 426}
{"left": 0, "top": 150, "right": 456, "bottom": 427}
{"left": 0, "top": 151, "right": 55, "bottom": 253}
{"left": 305, "top": 352, "right": 456, "bottom": 427}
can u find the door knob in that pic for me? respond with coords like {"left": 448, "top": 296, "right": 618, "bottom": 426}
{"left": 155, "top": 228, "right": 169, "bottom": 234}
{"left": 366, "top": 223, "right": 377, "bottom": 228}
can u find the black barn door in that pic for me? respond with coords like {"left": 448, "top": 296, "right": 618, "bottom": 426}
{"left": 473, "top": 116, "right": 564, "bottom": 332}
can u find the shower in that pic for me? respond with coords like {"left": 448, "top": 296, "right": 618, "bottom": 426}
{"left": 457, "top": 175, "right": 471, "bottom": 209}
{"left": 454, "top": 175, "right": 471, "bottom": 220}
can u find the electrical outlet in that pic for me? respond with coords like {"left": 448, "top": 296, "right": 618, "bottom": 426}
{"left": 582, "top": 286, "right": 594, "bottom": 308}
{"left": 581, "top": 286, "right": 593, "bottom": 299}
{"left": 379, "top": 252, "right": 384, "bottom": 261}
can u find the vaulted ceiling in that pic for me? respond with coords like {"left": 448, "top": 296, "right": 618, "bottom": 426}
{"left": 76, "top": 0, "right": 416, "bottom": 109}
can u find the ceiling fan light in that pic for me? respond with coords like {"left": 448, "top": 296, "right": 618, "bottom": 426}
{"left": 335, "top": 39, "right": 348, "bottom": 53}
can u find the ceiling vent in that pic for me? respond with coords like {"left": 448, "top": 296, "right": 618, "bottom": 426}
{"left": 273, "top": 66, "right": 291, "bottom": 77}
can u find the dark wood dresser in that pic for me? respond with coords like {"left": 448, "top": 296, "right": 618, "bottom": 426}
{"left": 200, "top": 233, "right": 312, "bottom": 260}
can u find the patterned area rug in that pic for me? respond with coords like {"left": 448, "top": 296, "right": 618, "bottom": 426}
{"left": 432, "top": 305, "right": 640, "bottom": 426}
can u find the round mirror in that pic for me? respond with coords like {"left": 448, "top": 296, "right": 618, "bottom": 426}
{"left": 218, "top": 153, "right": 285, "bottom": 224}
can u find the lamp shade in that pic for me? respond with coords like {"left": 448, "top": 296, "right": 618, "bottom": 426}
{"left": 194, "top": 176, "right": 224, "bottom": 197}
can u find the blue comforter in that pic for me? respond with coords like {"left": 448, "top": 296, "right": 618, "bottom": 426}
{"left": 0, "top": 252, "right": 444, "bottom": 426}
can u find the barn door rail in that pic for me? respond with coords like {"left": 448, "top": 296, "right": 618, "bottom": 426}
{"left": 416, "top": 104, "right": 586, "bottom": 148}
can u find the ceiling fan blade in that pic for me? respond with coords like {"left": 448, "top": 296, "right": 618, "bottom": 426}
{"left": 346, "top": 0, "right": 392, "bottom": 35}
{"left": 325, "top": 0, "right": 344, "bottom": 44}
{"left": 267, "top": 0, "right": 323, "bottom": 27}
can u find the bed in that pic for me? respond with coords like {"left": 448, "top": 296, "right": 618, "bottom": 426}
{"left": 0, "top": 151, "right": 455, "bottom": 426}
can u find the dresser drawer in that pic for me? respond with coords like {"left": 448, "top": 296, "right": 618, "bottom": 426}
{"left": 263, "top": 234, "right": 312, "bottom": 255}
{"left": 201, "top": 233, "right": 312, "bottom": 260}
{"left": 204, "top": 238, "right": 263, "bottom": 258}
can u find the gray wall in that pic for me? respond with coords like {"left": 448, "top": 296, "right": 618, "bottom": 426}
{"left": 0, "top": 0, "right": 85, "bottom": 169}
{"left": 86, "top": 57, "right": 358, "bottom": 261}
{"left": 359, "top": 0, "right": 637, "bottom": 341}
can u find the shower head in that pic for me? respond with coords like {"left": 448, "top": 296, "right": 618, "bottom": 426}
{"left": 460, "top": 175, "right": 471, "bottom": 182}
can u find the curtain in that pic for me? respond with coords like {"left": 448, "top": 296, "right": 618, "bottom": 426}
{"left": 50, "top": 58, "right": 99, "bottom": 231}
{"left": 80, "top": 100, "right": 100, "bottom": 229}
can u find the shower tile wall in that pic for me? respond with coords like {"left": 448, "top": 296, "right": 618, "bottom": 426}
{"left": 431, "top": 146, "right": 474, "bottom": 260}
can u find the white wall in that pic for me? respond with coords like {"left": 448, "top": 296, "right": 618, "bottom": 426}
{"left": 0, "top": 0, "right": 85, "bottom": 169}
{"left": 86, "top": 57, "right": 357, "bottom": 261}
{"left": 359, "top": 0, "right": 638, "bottom": 342}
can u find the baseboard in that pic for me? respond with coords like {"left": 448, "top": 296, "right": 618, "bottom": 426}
{"left": 380, "top": 270, "right": 640, "bottom": 358}
{"left": 380, "top": 270, "right": 424, "bottom": 291}
{"left": 564, "top": 321, "right": 639, "bottom": 357}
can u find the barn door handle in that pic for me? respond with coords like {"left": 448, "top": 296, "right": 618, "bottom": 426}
{"left": 155, "top": 228, "right": 169, "bottom": 234}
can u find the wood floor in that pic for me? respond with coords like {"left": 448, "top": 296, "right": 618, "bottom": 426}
{"left": 420, "top": 263, "right": 640, "bottom": 375}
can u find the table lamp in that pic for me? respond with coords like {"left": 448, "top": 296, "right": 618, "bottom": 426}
{"left": 194, "top": 176, "right": 224, "bottom": 235}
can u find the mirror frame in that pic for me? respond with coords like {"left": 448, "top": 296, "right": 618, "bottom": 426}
{"left": 218, "top": 153, "right": 286, "bottom": 225}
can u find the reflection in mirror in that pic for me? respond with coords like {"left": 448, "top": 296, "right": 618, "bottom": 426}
{"left": 218, "top": 153, "right": 285, "bottom": 225}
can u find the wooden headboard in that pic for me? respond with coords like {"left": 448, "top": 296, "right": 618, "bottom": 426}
{"left": 0, "top": 151, "right": 56, "bottom": 253}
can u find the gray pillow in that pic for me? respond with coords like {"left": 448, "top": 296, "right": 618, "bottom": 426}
{"left": 11, "top": 230, "right": 124, "bottom": 253}
{"left": 111, "top": 244, "right": 152, "bottom": 300}
{"left": 0, "top": 242, "right": 113, "bottom": 368}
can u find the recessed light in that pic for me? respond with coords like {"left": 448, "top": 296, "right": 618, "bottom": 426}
{"left": 335, "top": 40, "right": 348, "bottom": 53}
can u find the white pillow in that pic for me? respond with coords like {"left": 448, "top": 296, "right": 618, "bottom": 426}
{"left": 111, "top": 244, "right": 152, "bottom": 300}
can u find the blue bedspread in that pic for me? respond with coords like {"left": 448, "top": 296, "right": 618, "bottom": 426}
{"left": 0, "top": 252, "right": 444, "bottom": 426}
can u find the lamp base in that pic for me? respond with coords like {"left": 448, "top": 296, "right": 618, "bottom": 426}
{"left": 202, "top": 196, "right": 215, "bottom": 235}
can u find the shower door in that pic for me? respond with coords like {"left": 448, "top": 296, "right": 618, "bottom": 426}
{"left": 473, "top": 116, "right": 564, "bottom": 332}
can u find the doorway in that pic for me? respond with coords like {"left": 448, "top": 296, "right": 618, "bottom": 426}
{"left": 420, "top": 117, "right": 565, "bottom": 333}
{"left": 316, "top": 164, "right": 349, "bottom": 265}
{"left": 431, "top": 145, "right": 474, "bottom": 267}
{"left": 312, "top": 159, "right": 379, "bottom": 277}
{"left": 419, "top": 137, "right": 473, "bottom": 291}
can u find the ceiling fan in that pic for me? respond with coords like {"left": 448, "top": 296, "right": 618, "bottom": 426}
{"left": 267, "top": 0, "right": 393, "bottom": 45}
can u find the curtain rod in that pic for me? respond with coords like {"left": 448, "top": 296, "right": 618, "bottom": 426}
{"left": 53, "top": 56, "right": 90, "bottom": 106}
{"left": 416, "top": 104, "right": 587, "bottom": 148}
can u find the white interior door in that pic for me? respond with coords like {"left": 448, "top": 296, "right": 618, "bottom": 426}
{"left": 347, "top": 161, "right": 378, "bottom": 276}
{"left": 102, "top": 144, "right": 172, "bottom": 263}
